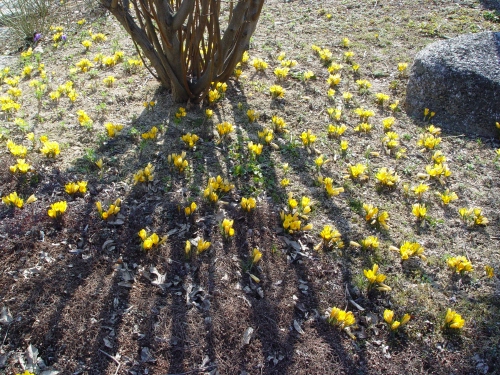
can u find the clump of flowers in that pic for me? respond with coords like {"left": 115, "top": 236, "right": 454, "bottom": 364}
{"left": 96, "top": 199, "right": 121, "bottom": 220}
{"left": 91, "top": 32, "right": 107, "bottom": 42}
{"left": 184, "top": 201, "right": 197, "bottom": 216}
{"left": 141, "top": 126, "right": 158, "bottom": 139}
{"left": 48, "top": 201, "right": 67, "bottom": 218}
{"left": 314, "top": 225, "right": 344, "bottom": 251}
{"left": 300, "top": 129, "right": 316, "bottom": 147}
{"left": 40, "top": 138, "right": 60, "bottom": 158}
{"left": 354, "top": 107, "right": 375, "bottom": 122}
{"left": 411, "top": 183, "right": 429, "bottom": 199}
{"left": 216, "top": 121, "right": 234, "bottom": 141}
{"left": 382, "top": 117, "right": 396, "bottom": 130}
{"left": 104, "top": 122, "right": 124, "bottom": 137}
{"left": 138, "top": 229, "right": 166, "bottom": 250}
{"left": 327, "top": 107, "right": 342, "bottom": 121}
{"left": 189, "top": 238, "right": 211, "bottom": 255}
{"left": 82, "top": 40, "right": 92, "bottom": 50}
{"left": 103, "top": 75, "right": 115, "bottom": 87}
{"left": 319, "top": 177, "right": 344, "bottom": 197}
{"left": 303, "top": 70, "right": 315, "bottom": 81}
{"left": 327, "top": 307, "right": 355, "bottom": 329}
{"left": 204, "top": 175, "right": 234, "bottom": 203}
{"left": 382, "top": 131, "right": 399, "bottom": 149}
{"left": 181, "top": 133, "right": 199, "bottom": 149}
{"left": 437, "top": 189, "right": 458, "bottom": 205}
{"left": 252, "top": 58, "right": 268, "bottom": 71}
{"left": 280, "top": 194, "right": 313, "bottom": 234}
{"left": 281, "top": 59, "right": 297, "bottom": 68}
{"left": 10, "top": 159, "right": 32, "bottom": 174}
{"left": 133, "top": 163, "right": 154, "bottom": 184}
{"left": 76, "top": 110, "right": 93, "bottom": 128}
{"left": 270, "top": 85, "right": 285, "bottom": 99}
{"left": 359, "top": 236, "right": 379, "bottom": 251}
{"left": 168, "top": 152, "right": 189, "bottom": 173}
{"left": 221, "top": 218, "right": 235, "bottom": 238}
{"left": 65, "top": 181, "right": 88, "bottom": 195}
{"left": 175, "top": 107, "right": 187, "bottom": 119}
{"left": 346, "top": 163, "right": 368, "bottom": 181}
{"left": 397, "top": 62, "right": 408, "bottom": 75}
{"left": 356, "top": 79, "right": 372, "bottom": 90}
{"left": 353, "top": 122, "right": 372, "bottom": 134}
{"left": 384, "top": 309, "right": 410, "bottom": 330}
{"left": 274, "top": 67, "right": 289, "bottom": 80}
{"left": 443, "top": 309, "right": 465, "bottom": 330}
{"left": 458, "top": 207, "right": 488, "bottom": 226}
{"left": 342, "top": 91, "right": 353, "bottom": 102}
{"left": 426, "top": 162, "right": 451, "bottom": 181}
{"left": 75, "top": 58, "right": 94, "bottom": 72}
{"left": 2, "top": 192, "right": 24, "bottom": 208}
{"left": 447, "top": 256, "right": 473, "bottom": 274}
{"left": 363, "top": 203, "right": 390, "bottom": 230}
{"left": 412, "top": 203, "right": 427, "bottom": 221}
{"left": 364, "top": 264, "right": 391, "bottom": 292}
{"left": 375, "top": 92, "right": 390, "bottom": 105}
{"left": 375, "top": 167, "right": 400, "bottom": 187}
{"left": 271, "top": 116, "right": 287, "bottom": 133}
{"left": 417, "top": 133, "right": 441, "bottom": 150}
{"left": 6, "top": 139, "right": 27, "bottom": 157}
{"left": 258, "top": 128, "right": 274, "bottom": 144}
{"left": 328, "top": 124, "right": 347, "bottom": 138}
{"left": 247, "top": 109, "right": 259, "bottom": 123}
{"left": 143, "top": 101, "right": 155, "bottom": 110}
{"left": 247, "top": 142, "right": 263, "bottom": 158}
{"left": 241, "top": 197, "right": 256, "bottom": 212}
{"left": 391, "top": 241, "right": 426, "bottom": 260}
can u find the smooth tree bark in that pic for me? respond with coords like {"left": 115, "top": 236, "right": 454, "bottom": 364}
{"left": 99, "top": 0, "right": 265, "bottom": 102}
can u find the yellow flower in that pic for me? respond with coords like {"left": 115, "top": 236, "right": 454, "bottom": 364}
{"left": 252, "top": 58, "right": 268, "bottom": 71}
{"left": 65, "top": 181, "right": 88, "bottom": 195}
{"left": 437, "top": 189, "right": 458, "bottom": 205}
{"left": 82, "top": 40, "right": 92, "bottom": 50}
{"left": 95, "top": 158, "right": 103, "bottom": 169}
{"left": 274, "top": 67, "right": 289, "bottom": 80}
{"left": 271, "top": 116, "right": 287, "bottom": 132}
{"left": 9, "top": 159, "right": 32, "bottom": 174}
{"left": 303, "top": 70, "right": 315, "bottom": 81}
{"left": 384, "top": 309, "right": 410, "bottom": 330}
{"left": 104, "top": 122, "right": 124, "bottom": 137}
{"left": 138, "top": 229, "right": 166, "bottom": 250}
{"left": 75, "top": 58, "right": 93, "bottom": 72}
{"left": 258, "top": 128, "right": 274, "bottom": 144}
{"left": 315, "top": 225, "right": 344, "bottom": 251}
{"left": 342, "top": 91, "right": 353, "bottom": 101}
{"left": 397, "top": 241, "right": 426, "bottom": 260}
{"left": 175, "top": 107, "right": 187, "bottom": 119}
{"left": 91, "top": 32, "right": 107, "bottom": 42}
{"left": 141, "top": 126, "right": 158, "bottom": 139}
{"left": 485, "top": 265, "right": 494, "bottom": 278}
{"left": 321, "top": 177, "right": 344, "bottom": 197}
{"left": 197, "top": 238, "right": 211, "bottom": 254}
{"left": 447, "top": 256, "right": 473, "bottom": 274}
{"left": 341, "top": 37, "right": 350, "bottom": 47}
{"left": 382, "top": 117, "right": 396, "bottom": 130}
{"left": 328, "top": 124, "right": 347, "bottom": 138}
{"left": 375, "top": 167, "right": 400, "bottom": 187}
{"left": 327, "top": 73, "right": 341, "bottom": 87}
{"left": 252, "top": 248, "right": 262, "bottom": 264}
{"left": 361, "top": 236, "right": 379, "bottom": 250}
{"left": 300, "top": 129, "right": 316, "bottom": 147}
{"left": 96, "top": 199, "right": 121, "bottom": 220}
{"left": 241, "top": 197, "right": 256, "bottom": 212}
{"left": 241, "top": 51, "right": 250, "bottom": 63}
{"left": 328, "top": 307, "right": 356, "bottom": 329}
{"left": 347, "top": 163, "right": 367, "bottom": 179}
{"left": 247, "top": 142, "right": 263, "bottom": 157}
{"left": 356, "top": 79, "right": 371, "bottom": 90}
{"left": 375, "top": 92, "right": 390, "bottom": 104}
{"left": 340, "top": 140, "right": 349, "bottom": 151}
{"left": 222, "top": 218, "right": 235, "bottom": 237}
{"left": 327, "top": 107, "right": 342, "bottom": 121}
{"left": 103, "top": 75, "right": 115, "bottom": 87}
{"left": 168, "top": 152, "right": 189, "bottom": 173}
{"left": 216, "top": 121, "right": 234, "bottom": 139}
{"left": 444, "top": 309, "right": 464, "bottom": 330}
{"left": 40, "top": 140, "right": 60, "bottom": 158}
{"left": 181, "top": 133, "right": 199, "bottom": 149}
{"left": 205, "top": 109, "right": 213, "bottom": 118}
{"left": 411, "top": 183, "right": 429, "bottom": 199}
{"left": 247, "top": 109, "right": 259, "bottom": 122}
{"left": 184, "top": 201, "right": 197, "bottom": 216}
{"left": 270, "top": 85, "right": 285, "bottom": 99}
{"left": 2, "top": 192, "right": 24, "bottom": 208}
{"left": 133, "top": 163, "right": 154, "bottom": 184}
{"left": 6, "top": 140, "right": 27, "bottom": 157}
{"left": 48, "top": 201, "right": 67, "bottom": 218}
{"left": 364, "top": 264, "right": 391, "bottom": 291}
{"left": 280, "top": 178, "right": 290, "bottom": 187}
{"left": 397, "top": 63, "right": 408, "bottom": 72}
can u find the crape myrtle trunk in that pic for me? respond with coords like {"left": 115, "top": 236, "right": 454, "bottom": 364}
{"left": 99, "top": 0, "right": 264, "bottom": 103}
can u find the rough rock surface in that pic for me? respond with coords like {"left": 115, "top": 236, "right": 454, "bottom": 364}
{"left": 405, "top": 32, "right": 500, "bottom": 137}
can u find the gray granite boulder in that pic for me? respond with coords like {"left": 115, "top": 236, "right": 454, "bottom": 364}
{"left": 405, "top": 32, "right": 500, "bottom": 137}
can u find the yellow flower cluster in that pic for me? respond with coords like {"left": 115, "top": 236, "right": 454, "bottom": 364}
{"left": 252, "top": 58, "right": 268, "bottom": 71}
{"left": 363, "top": 203, "right": 390, "bottom": 230}
{"left": 417, "top": 133, "right": 441, "bottom": 150}
{"left": 103, "top": 76, "right": 115, "bottom": 87}
{"left": 203, "top": 175, "right": 234, "bottom": 202}
{"left": 181, "top": 133, "right": 199, "bottom": 149}
{"left": 269, "top": 85, "right": 285, "bottom": 99}
{"left": 138, "top": 229, "right": 166, "bottom": 250}
{"left": 0, "top": 95, "right": 21, "bottom": 113}
{"left": 382, "top": 131, "right": 399, "bottom": 149}
{"left": 315, "top": 225, "right": 344, "bottom": 251}
{"left": 375, "top": 167, "right": 400, "bottom": 187}
{"left": 447, "top": 256, "right": 473, "bottom": 274}
{"left": 247, "top": 109, "right": 259, "bottom": 123}
{"left": 281, "top": 194, "right": 313, "bottom": 234}
{"left": 412, "top": 203, "right": 427, "bottom": 220}
{"left": 354, "top": 122, "right": 372, "bottom": 133}
{"left": 356, "top": 79, "right": 372, "bottom": 89}
{"left": 364, "top": 264, "right": 391, "bottom": 291}
{"left": 185, "top": 238, "right": 211, "bottom": 256}
{"left": 247, "top": 142, "right": 263, "bottom": 157}
{"left": 327, "top": 107, "right": 342, "bottom": 121}
{"left": 274, "top": 67, "right": 289, "bottom": 80}
{"left": 328, "top": 124, "right": 347, "bottom": 138}
{"left": 104, "top": 122, "right": 124, "bottom": 137}
{"left": 312, "top": 45, "right": 332, "bottom": 64}
{"left": 76, "top": 110, "right": 93, "bottom": 128}
{"left": 40, "top": 138, "right": 60, "bottom": 158}
{"left": 141, "top": 126, "right": 158, "bottom": 139}
{"left": 91, "top": 32, "right": 107, "bottom": 42}
{"left": 347, "top": 163, "right": 367, "bottom": 180}
{"left": 241, "top": 197, "right": 256, "bottom": 212}
{"left": 96, "top": 199, "right": 121, "bottom": 220}
{"left": 375, "top": 92, "right": 390, "bottom": 104}
{"left": 327, "top": 73, "right": 341, "bottom": 87}
{"left": 65, "top": 181, "right": 87, "bottom": 195}
{"left": 168, "top": 151, "right": 189, "bottom": 173}
{"left": 300, "top": 129, "right": 316, "bottom": 147}
{"left": 354, "top": 107, "right": 375, "bottom": 121}
{"left": 384, "top": 309, "right": 410, "bottom": 330}
{"left": 133, "top": 163, "right": 154, "bottom": 184}
{"left": 82, "top": 40, "right": 92, "bottom": 50}
{"left": 75, "top": 58, "right": 93, "bottom": 72}
{"left": 175, "top": 107, "right": 187, "bottom": 119}
{"left": 382, "top": 117, "right": 396, "bottom": 130}
{"left": 10, "top": 159, "right": 32, "bottom": 173}
{"left": 257, "top": 128, "right": 273, "bottom": 144}
{"left": 458, "top": 207, "right": 488, "bottom": 226}
{"left": 327, "top": 307, "right": 355, "bottom": 329}
{"left": 444, "top": 309, "right": 464, "bottom": 330}
{"left": 50, "top": 81, "right": 77, "bottom": 102}
{"left": 48, "top": 201, "right": 67, "bottom": 218}
{"left": 216, "top": 121, "right": 234, "bottom": 139}
{"left": 437, "top": 189, "right": 458, "bottom": 205}
{"left": 271, "top": 115, "right": 287, "bottom": 133}
{"left": 392, "top": 241, "right": 426, "bottom": 260}
{"left": 2, "top": 192, "right": 24, "bottom": 208}
{"left": 360, "top": 235, "right": 379, "bottom": 250}
{"left": 221, "top": 218, "right": 235, "bottom": 237}
{"left": 184, "top": 201, "right": 197, "bottom": 216}
{"left": 6, "top": 139, "right": 27, "bottom": 157}
{"left": 319, "top": 177, "right": 344, "bottom": 197}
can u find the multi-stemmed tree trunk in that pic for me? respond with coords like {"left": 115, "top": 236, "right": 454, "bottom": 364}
{"left": 99, "top": 0, "right": 265, "bottom": 102}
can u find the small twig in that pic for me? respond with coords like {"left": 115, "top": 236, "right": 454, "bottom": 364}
{"left": 99, "top": 349, "right": 121, "bottom": 375}
{"left": 2, "top": 324, "right": 11, "bottom": 346}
